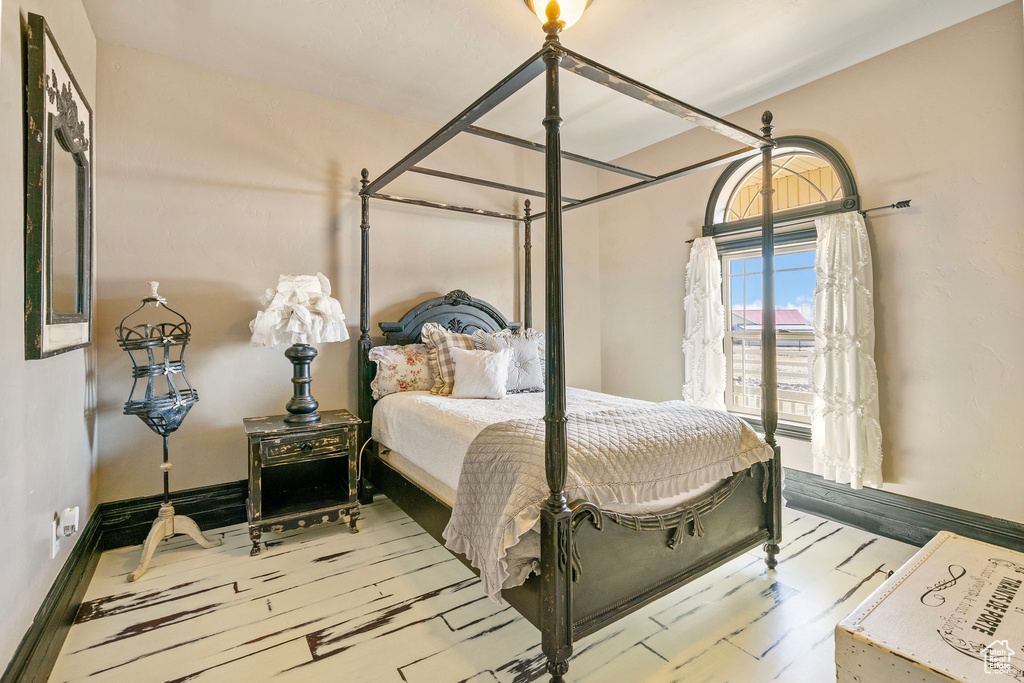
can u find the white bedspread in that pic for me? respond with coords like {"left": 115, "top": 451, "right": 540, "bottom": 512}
{"left": 372, "top": 388, "right": 649, "bottom": 495}
{"left": 371, "top": 388, "right": 770, "bottom": 598}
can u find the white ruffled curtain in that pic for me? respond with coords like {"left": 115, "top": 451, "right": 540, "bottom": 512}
{"left": 682, "top": 237, "right": 727, "bottom": 411}
{"left": 811, "top": 212, "right": 883, "bottom": 488}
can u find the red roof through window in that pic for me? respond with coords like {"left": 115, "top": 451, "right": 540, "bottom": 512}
{"left": 733, "top": 309, "right": 810, "bottom": 325}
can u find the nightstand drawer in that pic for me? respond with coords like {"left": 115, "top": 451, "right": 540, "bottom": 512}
{"left": 261, "top": 429, "right": 351, "bottom": 466}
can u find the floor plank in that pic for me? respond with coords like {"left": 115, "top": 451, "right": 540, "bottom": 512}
{"left": 50, "top": 500, "right": 916, "bottom": 682}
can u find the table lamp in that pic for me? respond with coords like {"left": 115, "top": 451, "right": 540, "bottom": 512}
{"left": 249, "top": 273, "right": 348, "bottom": 424}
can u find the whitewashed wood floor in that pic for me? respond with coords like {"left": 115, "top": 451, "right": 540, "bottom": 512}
{"left": 50, "top": 498, "right": 915, "bottom": 683}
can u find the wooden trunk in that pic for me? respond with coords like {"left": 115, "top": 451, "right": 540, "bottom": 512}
{"left": 836, "top": 531, "right": 1024, "bottom": 682}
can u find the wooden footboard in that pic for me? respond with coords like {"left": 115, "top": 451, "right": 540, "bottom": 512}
{"left": 569, "top": 462, "right": 772, "bottom": 639}
{"left": 366, "top": 442, "right": 773, "bottom": 644}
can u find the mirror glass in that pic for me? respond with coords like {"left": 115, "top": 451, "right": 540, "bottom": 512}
{"left": 49, "top": 121, "right": 83, "bottom": 317}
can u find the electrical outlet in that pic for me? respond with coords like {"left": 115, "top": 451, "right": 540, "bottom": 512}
{"left": 51, "top": 513, "right": 61, "bottom": 559}
{"left": 61, "top": 506, "right": 80, "bottom": 537}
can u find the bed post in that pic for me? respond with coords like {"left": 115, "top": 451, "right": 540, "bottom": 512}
{"left": 538, "top": 16, "right": 572, "bottom": 683}
{"left": 523, "top": 199, "right": 533, "bottom": 329}
{"left": 357, "top": 169, "right": 373, "bottom": 503}
{"left": 758, "top": 113, "right": 783, "bottom": 568}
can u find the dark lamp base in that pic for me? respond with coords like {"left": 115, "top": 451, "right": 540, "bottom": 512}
{"left": 283, "top": 343, "right": 321, "bottom": 424}
{"left": 283, "top": 412, "right": 321, "bottom": 425}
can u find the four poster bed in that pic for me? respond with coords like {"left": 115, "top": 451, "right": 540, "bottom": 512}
{"left": 355, "top": 13, "right": 783, "bottom": 682}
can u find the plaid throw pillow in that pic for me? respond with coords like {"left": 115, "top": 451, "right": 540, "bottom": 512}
{"left": 421, "top": 322, "right": 475, "bottom": 396}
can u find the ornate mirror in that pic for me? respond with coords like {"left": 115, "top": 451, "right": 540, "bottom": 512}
{"left": 25, "top": 13, "right": 93, "bottom": 358}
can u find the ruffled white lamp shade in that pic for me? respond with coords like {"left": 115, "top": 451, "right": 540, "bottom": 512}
{"left": 249, "top": 273, "right": 349, "bottom": 347}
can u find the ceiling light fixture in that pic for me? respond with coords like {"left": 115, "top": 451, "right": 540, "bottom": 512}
{"left": 524, "top": 0, "right": 593, "bottom": 35}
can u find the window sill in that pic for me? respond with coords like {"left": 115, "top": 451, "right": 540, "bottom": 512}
{"left": 736, "top": 415, "right": 811, "bottom": 442}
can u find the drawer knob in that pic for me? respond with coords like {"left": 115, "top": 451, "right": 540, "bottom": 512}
{"left": 300, "top": 442, "right": 314, "bottom": 454}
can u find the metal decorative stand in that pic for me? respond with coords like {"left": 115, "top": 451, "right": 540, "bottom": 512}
{"left": 116, "top": 282, "right": 221, "bottom": 582}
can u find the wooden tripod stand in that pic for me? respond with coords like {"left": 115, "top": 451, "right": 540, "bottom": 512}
{"left": 127, "top": 434, "right": 222, "bottom": 582}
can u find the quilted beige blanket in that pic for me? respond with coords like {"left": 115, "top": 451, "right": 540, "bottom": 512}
{"left": 442, "top": 401, "right": 773, "bottom": 601}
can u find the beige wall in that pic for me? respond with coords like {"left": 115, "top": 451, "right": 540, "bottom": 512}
{"left": 0, "top": 0, "right": 97, "bottom": 666}
{"left": 93, "top": 43, "right": 602, "bottom": 503}
{"left": 598, "top": 4, "right": 1024, "bottom": 523}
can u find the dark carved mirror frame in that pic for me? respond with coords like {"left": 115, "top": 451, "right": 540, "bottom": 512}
{"left": 24, "top": 13, "right": 94, "bottom": 359}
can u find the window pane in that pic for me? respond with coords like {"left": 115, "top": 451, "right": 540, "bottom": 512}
{"left": 734, "top": 274, "right": 761, "bottom": 332}
{"left": 730, "top": 338, "right": 761, "bottom": 413}
{"left": 730, "top": 274, "right": 744, "bottom": 309}
{"left": 778, "top": 339, "right": 814, "bottom": 421}
{"left": 776, "top": 250, "right": 815, "bottom": 270}
{"left": 729, "top": 341, "right": 815, "bottom": 422}
{"left": 775, "top": 267, "right": 815, "bottom": 332}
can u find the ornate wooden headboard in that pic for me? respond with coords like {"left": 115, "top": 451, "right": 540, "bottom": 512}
{"left": 379, "top": 289, "right": 520, "bottom": 345}
{"left": 358, "top": 290, "right": 521, "bottom": 429}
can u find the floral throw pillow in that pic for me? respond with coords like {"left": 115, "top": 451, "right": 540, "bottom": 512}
{"left": 368, "top": 344, "right": 434, "bottom": 400}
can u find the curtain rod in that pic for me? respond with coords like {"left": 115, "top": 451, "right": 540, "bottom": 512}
{"left": 859, "top": 199, "right": 911, "bottom": 215}
{"left": 685, "top": 199, "right": 913, "bottom": 244}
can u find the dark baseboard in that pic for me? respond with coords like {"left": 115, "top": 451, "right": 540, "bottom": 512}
{"left": 783, "top": 467, "right": 1024, "bottom": 552}
{"left": 2, "top": 480, "right": 248, "bottom": 683}
{"left": 99, "top": 479, "right": 248, "bottom": 551}
{"left": 1, "top": 509, "right": 102, "bottom": 683}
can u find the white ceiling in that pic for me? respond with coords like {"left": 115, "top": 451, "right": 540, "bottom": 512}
{"left": 83, "top": 0, "right": 1006, "bottom": 161}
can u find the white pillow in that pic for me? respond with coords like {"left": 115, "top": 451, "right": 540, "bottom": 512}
{"left": 450, "top": 348, "right": 512, "bottom": 400}
{"left": 471, "top": 328, "right": 545, "bottom": 393}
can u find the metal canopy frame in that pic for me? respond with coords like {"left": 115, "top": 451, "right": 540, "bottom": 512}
{"left": 465, "top": 125, "right": 655, "bottom": 180}
{"left": 357, "top": 33, "right": 781, "bottom": 683}
{"left": 360, "top": 42, "right": 771, "bottom": 220}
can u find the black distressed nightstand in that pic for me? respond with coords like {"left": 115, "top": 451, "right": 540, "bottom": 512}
{"left": 243, "top": 409, "right": 361, "bottom": 556}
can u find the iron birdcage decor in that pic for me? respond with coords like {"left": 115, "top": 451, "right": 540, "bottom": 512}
{"left": 116, "top": 283, "right": 199, "bottom": 435}
{"left": 115, "top": 282, "right": 220, "bottom": 582}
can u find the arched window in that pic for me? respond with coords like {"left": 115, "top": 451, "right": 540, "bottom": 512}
{"left": 704, "top": 136, "right": 858, "bottom": 434}
{"left": 725, "top": 152, "right": 841, "bottom": 220}
{"left": 705, "top": 135, "right": 859, "bottom": 232}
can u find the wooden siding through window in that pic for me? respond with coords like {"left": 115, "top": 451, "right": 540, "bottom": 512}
{"left": 730, "top": 162, "right": 841, "bottom": 220}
